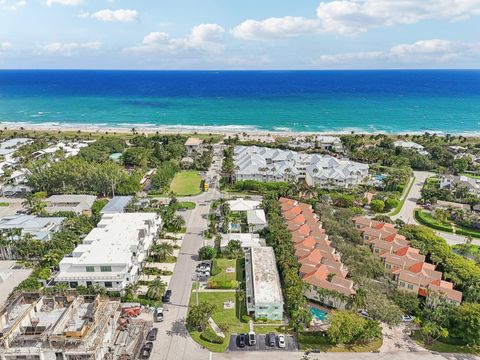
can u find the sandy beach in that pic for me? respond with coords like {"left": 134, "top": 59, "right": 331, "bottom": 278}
{"left": 2, "top": 122, "right": 478, "bottom": 139}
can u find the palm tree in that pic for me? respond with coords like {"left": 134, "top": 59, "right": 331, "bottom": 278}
{"left": 123, "top": 282, "right": 140, "bottom": 299}
{"left": 170, "top": 215, "right": 186, "bottom": 232}
{"left": 237, "top": 289, "right": 245, "bottom": 319}
{"left": 153, "top": 242, "right": 174, "bottom": 262}
{"left": 147, "top": 279, "right": 167, "bottom": 301}
{"left": 346, "top": 288, "right": 367, "bottom": 311}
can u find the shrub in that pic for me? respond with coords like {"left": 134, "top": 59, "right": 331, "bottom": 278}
{"left": 370, "top": 199, "right": 385, "bottom": 213}
{"left": 414, "top": 210, "right": 452, "bottom": 232}
{"left": 200, "top": 327, "right": 224, "bottom": 344}
{"left": 385, "top": 198, "right": 399, "bottom": 211}
{"left": 199, "top": 246, "right": 216, "bottom": 260}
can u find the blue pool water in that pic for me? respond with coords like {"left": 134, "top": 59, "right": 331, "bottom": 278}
{"left": 310, "top": 307, "right": 328, "bottom": 321}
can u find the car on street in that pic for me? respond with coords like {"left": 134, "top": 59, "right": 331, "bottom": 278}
{"left": 154, "top": 307, "right": 164, "bottom": 322}
{"left": 147, "top": 328, "right": 158, "bottom": 341}
{"left": 237, "top": 334, "right": 247, "bottom": 348}
{"left": 248, "top": 331, "right": 256, "bottom": 346}
{"left": 267, "top": 333, "right": 276, "bottom": 347}
{"left": 277, "top": 334, "right": 286, "bottom": 348}
{"left": 162, "top": 290, "right": 172, "bottom": 303}
{"left": 141, "top": 342, "right": 153, "bottom": 359}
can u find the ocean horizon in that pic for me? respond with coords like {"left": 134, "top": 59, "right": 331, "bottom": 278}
{"left": 0, "top": 69, "right": 479, "bottom": 135}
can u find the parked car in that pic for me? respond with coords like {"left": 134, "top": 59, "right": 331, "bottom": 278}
{"left": 277, "top": 334, "right": 286, "bottom": 348}
{"left": 154, "top": 307, "right": 164, "bottom": 322}
{"left": 199, "top": 270, "right": 210, "bottom": 278}
{"left": 196, "top": 263, "right": 211, "bottom": 272}
{"left": 141, "top": 342, "right": 154, "bottom": 359}
{"left": 402, "top": 314, "right": 415, "bottom": 322}
{"left": 248, "top": 331, "right": 256, "bottom": 346}
{"left": 267, "top": 333, "right": 276, "bottom": 347}
{"left": 147, "top": 328, "right": 158, "bottom": 341}
{"left": 237, "top": 334, "right": 247, "bottom": 348}
{"left": 162, "top": 290, "right": 172, "bottom": 303}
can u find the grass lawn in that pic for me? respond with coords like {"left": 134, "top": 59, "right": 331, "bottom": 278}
{"left": 253, "top": 324, "right": 291, "bottom": 334}
{"left": 298, "top": 331, "right": 382, "bottom": 352}
{"left": 188, "top": 288, "right": 249, "bottom": 352}
{"left": 415, "top": 209, "right": 480, "bottom": 238}
{"left": 461, "top": 172, "right": 480, "bottom": 180}
{"left": 170, "top": 171, "right": 203, "bottom": 196}
{"left": 208, "top": 258, "right": 244, "bottom": 289}
{"left": 177, "top": 201, "right": 196, "bottom": 210}
{"left": 0, "top": 202, "right": 9, "bottom": 206}
{"left": 390, "top": 177, "right": 415, "bottom": 216}
{"left": 411, "top": 332, "right": 480, "bottom": 354}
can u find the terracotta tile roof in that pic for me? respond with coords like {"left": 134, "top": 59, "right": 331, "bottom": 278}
{"left": 283, "top": 207, "right": 302, "bottom": 220}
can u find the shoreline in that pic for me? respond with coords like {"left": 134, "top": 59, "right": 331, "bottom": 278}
{"left": 2, "top": 123, "right": 480, "bottom": 138}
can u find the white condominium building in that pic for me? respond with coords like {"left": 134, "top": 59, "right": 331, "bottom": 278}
{"left": 233, "top": 146, "right": 369, "bottom": 188}
{"left": 56, "top": 213, "right": 162, "bottom": 291}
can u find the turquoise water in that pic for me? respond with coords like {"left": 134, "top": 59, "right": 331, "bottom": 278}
{"left": 310, "top": 307, "right": 328, "bottom": 321}
{"left": 0, "top": 70, "right": 479, "bottom": 134}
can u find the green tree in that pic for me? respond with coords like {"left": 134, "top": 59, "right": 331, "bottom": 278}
{"left": 327, "top": 311, "right": 366, "bottom": 345}
{"left": 152, "top": 242, "right": 174, "bottom": 262}
{"left": 370, "top": 199, "right": 385, "bottom": 213}
{"left": 449, "top": 303, "right": 480, "bottom": 345}
{"left": 198, "top": 246, "right": 216, "bottom": 260}
{"left": 223, "top": 240, "right": 243, "bottom": 259}
{"left": 187, "top": 302, "right": 217, "bottom": 331}
{"left": 146, "top": 279, "right": 167, "bottom": 301}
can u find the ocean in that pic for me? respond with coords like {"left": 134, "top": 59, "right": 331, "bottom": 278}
{"left": 0, "top": 70, "right": 479, "bottom": 134}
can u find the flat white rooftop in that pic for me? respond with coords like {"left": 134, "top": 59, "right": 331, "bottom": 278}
{"left": 59, "top": 213, "right": 159, "bottom": 266}
{"left": 250, "top": 247, "right": 283, "bottom": 305}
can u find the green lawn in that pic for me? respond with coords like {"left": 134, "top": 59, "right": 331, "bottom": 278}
{"left": 177, "top": 201, "right": 196, "bottom": 210}
{"left": 208, "top": 258, "right": 244, "bottom": 289}
{"left": 415, "top": 209, "right": 480, "bottom": 238}
{"left": 411, "top": 332, "right": 480, "bottom": 354}
{"left": 0, "top": 202, "right": 9, "bottom": 207}
{"left": 188, "top": 288, "right": 249, "bottom": 352}
{"left": 298, "top": 331, "right": 383, "bottom": 352}
{"left": 170, "top": 171, "right": 203, "bottom": 196}
{"left": 461, "top": 172, "right": 480, "bottom": 180}
{"left": 389, "top": 177, "right": 415, "bottom": 216}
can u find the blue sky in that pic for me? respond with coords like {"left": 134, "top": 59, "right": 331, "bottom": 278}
{"left": 0, "top": 0, "right": 479, "bottom": 69}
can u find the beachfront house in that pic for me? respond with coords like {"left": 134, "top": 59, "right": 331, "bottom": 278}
{"left": 185, "top": 137, "right": 203, "bottom": 155}
{"left": 233, "top": 146, "right": 368, "bottom": 188}
{"left": 393, "top": 141, "right": 429, "bottom": 156}
{"left": 244, "top": 246, "right": 284, "bottom": 321}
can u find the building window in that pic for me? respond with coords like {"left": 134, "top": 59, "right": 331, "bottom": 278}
{"left": 86, "top": 266, "right": 95, "bottom": 272}
{"left": 385, "top": 264, "right": 391, "bottom": 269}
{"left": 100, "top": 266, "right": 112, "bottom": 272}
{"left": 86, "top": 281, "right": 92, "bottom": 287}
{"left": 407, "top": 284, "right": 414, "bottom": 290}
{"left": 104, "top": 282, "right": 113, "bottom": 288}
{"left": 399, "top": 281, "right": 406, "bottom": 287}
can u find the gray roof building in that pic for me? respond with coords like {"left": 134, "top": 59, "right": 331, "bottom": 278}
{"left": 0, "top": 215, "right": 65, "bottom": 241}
{"left": 101, "top": 196, "right": 133, "bottom": 214}
{"left": 45, "top": 195, "right": 97, "bottom": 215}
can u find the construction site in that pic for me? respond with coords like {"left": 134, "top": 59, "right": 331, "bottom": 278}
{"left": 0, "top": 293, "right": 151, "bottom": 360}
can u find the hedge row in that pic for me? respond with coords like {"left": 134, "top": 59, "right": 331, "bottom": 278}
{"left": 200, "top": 327, "right": 224, "bottom": 344}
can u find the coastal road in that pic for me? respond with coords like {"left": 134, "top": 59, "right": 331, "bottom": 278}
{"left": 148, "top": 145, "right": 223, "bottom": 360}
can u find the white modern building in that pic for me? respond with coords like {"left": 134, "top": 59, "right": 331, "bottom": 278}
{"left": 233, "top": 146, "right": 368, "bottom": 188}
{"left": 0, "top": 138, "right": 31, "bottom": 156}
{"left": 227, "top": 198, "right": 260, "bottom": 212}
{"left": 220, "top": 233, "right": 265, "bottom": 251}
{"left": 394, "top": 141, "right": 429, "bottom": 156}
{"left": 56, "top": 213, "right": 162, "bottom": 291}
{"left": 246, "top": 209, "right": 267, "bottom": 232}
{"left": 245, "top": 246, "right": 284, "bottom": 321}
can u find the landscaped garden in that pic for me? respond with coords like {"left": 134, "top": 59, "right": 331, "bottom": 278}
{"left": 207, "top": 258, "right": 242, "bottom": 289}
{"left": 170, "top": 171, "right": 203, "bottom": 196}
{"left": 187, "top": 288, "right": 249, "bottom": 352}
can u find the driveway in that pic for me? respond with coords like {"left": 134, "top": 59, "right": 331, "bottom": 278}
{"left": 392, "top": 171, "right": 434, "bottom": 225}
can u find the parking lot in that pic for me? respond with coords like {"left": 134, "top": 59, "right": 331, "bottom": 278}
{"left": 228, "top": 334, "right": 298, "bottom": 352}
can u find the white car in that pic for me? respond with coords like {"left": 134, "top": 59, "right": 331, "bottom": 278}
{"left": 277, "top": 334, "right": 286, "bottom": 348}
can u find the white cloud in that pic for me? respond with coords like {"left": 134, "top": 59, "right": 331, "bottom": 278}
{"left": 46, "top": 0, "right": 83, "bottom": 6}
{"left": 232, "top": 0, "right": 480, "bottom": 39}
{"left": 40, "top": 41, "right": 102, "bottom": 56}
{"left": 314, "top": 39, "right": 480, "bottom": 67}
{"left": 0, "top": 0, "right": 26, "bottom": 11}
{"left": 0, "top": 42, "right": 13, "bottom": 53}
{"left": 90, "top": 9, "right": 138, "bottom": 22}
{"left": 231, "top": 16, "right": 321, "bottom": 40}
{"left": 125, "top": 23, "right": 225, "bottom": 55}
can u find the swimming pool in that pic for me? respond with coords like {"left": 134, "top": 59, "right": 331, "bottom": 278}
{"left": 310, "top": 307, "right": 328, "bottom": 321}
